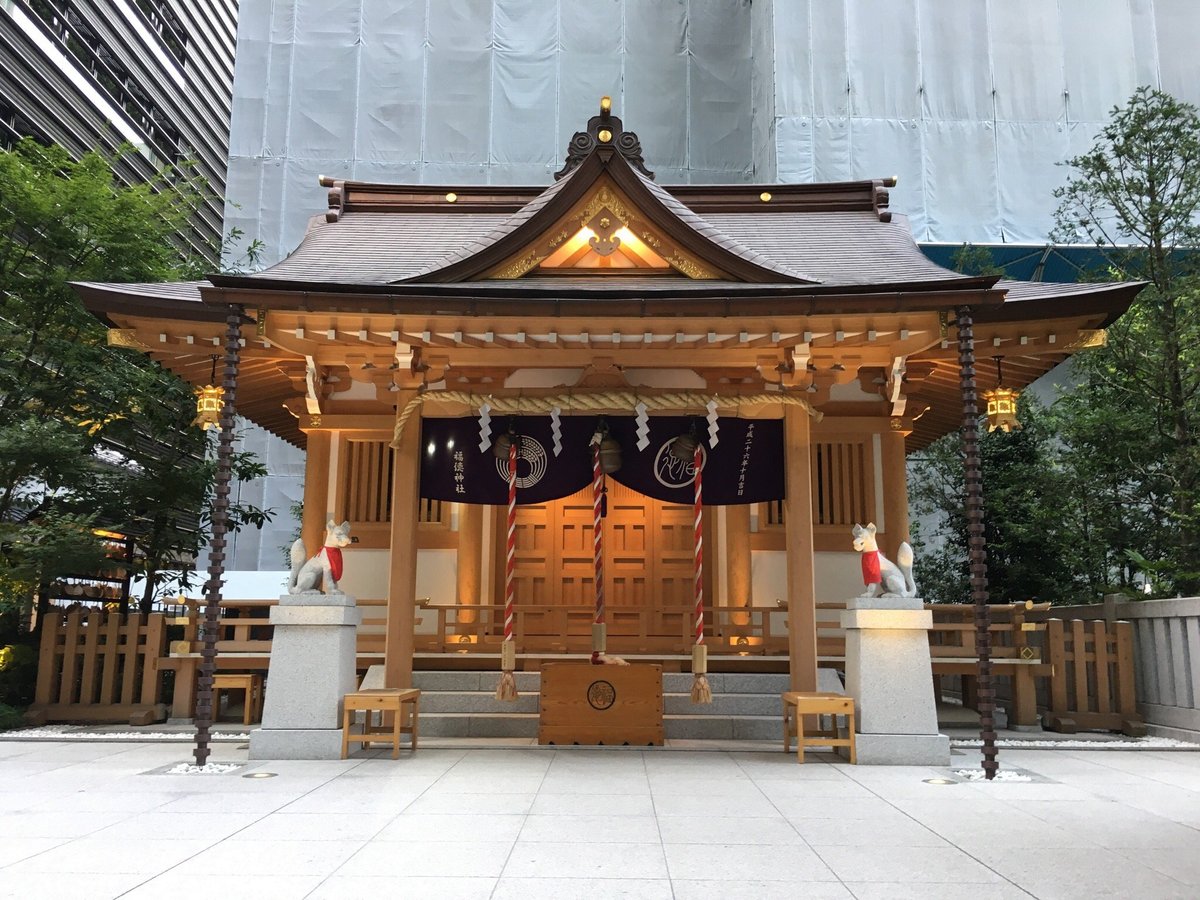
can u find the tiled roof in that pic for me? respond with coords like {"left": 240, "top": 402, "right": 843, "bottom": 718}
{"left": 249, "top": 213, "right": 511, "bottom": 284}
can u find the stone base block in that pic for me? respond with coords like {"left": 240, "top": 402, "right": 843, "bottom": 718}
{"left": 854, "top": 732, "right": 951, "bottom": 766}
{"left": 248, "top": 727, "right": 345, "bottom": 760}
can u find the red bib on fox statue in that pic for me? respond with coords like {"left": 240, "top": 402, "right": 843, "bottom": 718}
{"left": 860, "top": 549, "right": 881, "bottom": 587}
{"left": 323, "top": 547, "right": 343, "bottom": 583}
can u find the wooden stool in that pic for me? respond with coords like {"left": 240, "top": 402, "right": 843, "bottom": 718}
{"left": 341, "top": 688, "right": 421, "bottom": 759}
{"left": 782, "top": 691, "right": 857, "bottom": 764}
{"left": 212, "top": 673, "right": 263, "bottom": 725}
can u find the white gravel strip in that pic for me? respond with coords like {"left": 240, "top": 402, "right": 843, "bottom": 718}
{"left": 954, "top": 768, "right": 1033, "bottom": 782}
{"left": 1, "top": 726, "right": 250, "bottom": 741}
{"left": 953, "top": 737, "right": 1197, "bottom": 750}
{"left": 165, "top": 762, "right": 243, "bottom": 775}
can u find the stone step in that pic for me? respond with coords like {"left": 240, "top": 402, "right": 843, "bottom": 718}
{"left": 665, "top": 715, "right": 782, "bottom": 741}
{"left": 409, "top": 669, "right": 840, "bottom": 744}
{"left": 420, "top": 712, "right": 538, "bottom": 738}
{"left": 662, "top": 692, "right": 780, "bottom": 716}
{"left": 413, "top": 671, "right": 541, "bottom": 692}
{"left": 419, "top": 690, "right": 540, "bottom": 714}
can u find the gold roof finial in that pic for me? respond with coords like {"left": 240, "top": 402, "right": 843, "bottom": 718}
{"left": 600, "top": 95, "right": 612, "bottom": 113}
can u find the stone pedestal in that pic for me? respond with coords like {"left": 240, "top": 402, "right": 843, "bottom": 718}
{"left": 249, "top": 591, "right": 360, "bottom": 760}
{"left": 841, "top": 595, "right": 950, "bottom": 765}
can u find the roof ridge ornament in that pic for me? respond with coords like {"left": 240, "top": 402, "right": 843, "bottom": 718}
{"left": 555, "top": 96, "right": 654, "bottom": 182}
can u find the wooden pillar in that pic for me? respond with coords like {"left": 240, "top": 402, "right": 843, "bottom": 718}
{"left": 456, "top": 502, "right": 483, "bottom": 625}
{"left": 783, "top": 406, "right": 818, "bottom": 692}
{"left": 726, "top": 503, "right": 752, "bottom": 626}
{"left": 300, "top": 430, "right": 332, "bottom": 555}
{"left": 880, "top": 425, "right": 910, "bottom": 558}
{"left": 384, "top": 395, "right": 421, "bottom": 689}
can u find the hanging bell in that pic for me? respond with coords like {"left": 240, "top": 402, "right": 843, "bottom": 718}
{"left": 492, "top": 430, "right": 518, "bottom": 459}
{"left": 669, "top": 430, "right": 698, "bottom": 462}
{"left": 598, "top": 435, "right": 622, "bottom": 473}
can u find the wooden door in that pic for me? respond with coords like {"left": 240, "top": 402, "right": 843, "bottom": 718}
{"left": 495, "top": 483, "right": 714, "bottom": 624}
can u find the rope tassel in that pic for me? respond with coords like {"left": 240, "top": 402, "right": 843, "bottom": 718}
{"left": 496, "top": 439, "right": 519, "bottom": 702}
{"left": 591, "top": 440, "right": 606, "bottom": 664}
{"left": 690, "top": 443, "right": 712, "bottom": 704}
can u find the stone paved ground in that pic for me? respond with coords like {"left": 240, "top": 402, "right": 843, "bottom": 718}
{"left": 2, "top": 739, "right": 1199, "bottom": 899}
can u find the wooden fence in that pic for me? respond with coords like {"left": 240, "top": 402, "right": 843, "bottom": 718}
{"left": 27, "top": 612, "right": 167, "bottom": 726}
{"left": 1041, "top": 618, "right": 1143, "bottom": 735}
{"left": 1034, "top": 597, "right": 1199, "bottom": 739}
{"left": 24, "top": 601, "right": 1150, "bottom": 735}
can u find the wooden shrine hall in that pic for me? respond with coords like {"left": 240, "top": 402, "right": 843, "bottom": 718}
{"left": 77, "top": 100, "right": 1139, "bottom": 700}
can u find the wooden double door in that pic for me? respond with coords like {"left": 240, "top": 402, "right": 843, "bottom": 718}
{"left": 493, "top": 481, "right": 714, "bottom": 611}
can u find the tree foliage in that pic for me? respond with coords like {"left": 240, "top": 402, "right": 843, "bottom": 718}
{"left": 913, "top": 87, "right": 1200, "bottom": 601}
{"left": 0, "top": 139, "right": 271, "bottom": 622}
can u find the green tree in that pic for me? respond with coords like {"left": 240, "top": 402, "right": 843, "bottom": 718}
{"left": 0, "top": 138, "right": 271, "bottom": 622}
{"left": 1053, "top": 86, "right": 1200, "bottom": 592}
{"left": 910, "top": 397, "right": 1084, "bottom": 605}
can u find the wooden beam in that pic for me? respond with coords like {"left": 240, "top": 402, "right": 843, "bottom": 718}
{"left": 384, "top": 392, "right": 421, "bottom": 689}
{"left": 300, "top": 432, "right": 332, "bottom": 558}
{"left": 783, "top": 406, "right": 818, "bottom": 692}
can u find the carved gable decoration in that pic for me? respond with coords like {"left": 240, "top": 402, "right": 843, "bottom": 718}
{"left": 489, "top": 183, "right": 715, "bottom": 279}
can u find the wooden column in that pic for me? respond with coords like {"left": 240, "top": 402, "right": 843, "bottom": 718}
{"left": 456, "top": 502, "right": 483, "bottom": 625}
{"left": 783, "top": 406, "right": 818, "bottom": 692}
{"left": 384, "top": 395, "right": 421, "bottom": 689}
{"left": 300, "top": 430, "right": 331, "bottom": 555}
{"left": 880, "top": 425, "right": 910, "bottom": 558}
{"left": 726, "top": 503, "right": 752, "bottom": 626}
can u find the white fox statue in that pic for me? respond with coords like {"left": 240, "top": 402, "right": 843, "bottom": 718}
{"left": 851, "top": 522, "right": 917, "bottom": 598}
{"left": 288, "top": 520, "right": 352, "bottom": 594}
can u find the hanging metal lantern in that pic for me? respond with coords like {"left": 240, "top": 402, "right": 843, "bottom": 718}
{"left": 982, "top": 356, "right": 1021, "bottom": 433}
{"left": 193, "top": 384, "right": 224, "bottom": 431}
{"left": 192, "top": 355, "right": 224, "bottom": 431}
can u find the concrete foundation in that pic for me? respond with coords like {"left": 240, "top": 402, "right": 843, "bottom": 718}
{"left": 842, "top": 595, "right": 950, "bottom": 766}
{"left": 249, "top": 591, "right": 360, "bottom": 760}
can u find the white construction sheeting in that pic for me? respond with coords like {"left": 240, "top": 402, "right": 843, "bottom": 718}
{"left": 761, "top": 0, "right": 1200, "bottom": 244}
{"left": 225, "top": 0, "right": 1200, "bottom": 261}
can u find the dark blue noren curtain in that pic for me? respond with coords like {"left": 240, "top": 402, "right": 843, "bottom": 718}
{"left": 419, "top": 415, "right": 784, "bottom": 506}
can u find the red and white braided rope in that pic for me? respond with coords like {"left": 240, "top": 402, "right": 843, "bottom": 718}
{"left": 693, "top": 444, "right": 704, "bottom": 646}
{"left": 503, "top": 440, "right": 517, "bottom": 643}
{"left": 592, "top": 442, "right": 605, "bottom": 628}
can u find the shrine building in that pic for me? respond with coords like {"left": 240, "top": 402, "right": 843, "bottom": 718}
{"left": 76, "top": 102, "right": 1138, "bottom": 695}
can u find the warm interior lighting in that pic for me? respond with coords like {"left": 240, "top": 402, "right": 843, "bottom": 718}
{"left": 983, "top": 386, "right": 1021, "bottom": 432}
{"left": 982, "top": 357, "right": 1021, "bottom": 432}
{"left": 540, "top": 224, "right": 670, "bottom": 271}
{"left": 193, "top": 384, "right": 224, "bottom": 431}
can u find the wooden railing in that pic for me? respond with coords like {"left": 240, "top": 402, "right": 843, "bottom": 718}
{"left": 27, "top": 600, "right": 1144, "bottom": 734}
{"left": 27, "top": 611, "right": 167, "bottom": 725}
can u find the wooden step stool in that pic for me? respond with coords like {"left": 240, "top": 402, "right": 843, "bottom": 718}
{"left": 212, "top": 673, "right": 263, "bottom": 725}
{"left": 782, "top": 691, "right": 857, "bottom": 763}
{"left": 341, "top": 688, "right": 421, "bottom": 759}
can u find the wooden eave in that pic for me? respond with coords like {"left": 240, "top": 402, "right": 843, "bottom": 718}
{"left": 200, "top": 278, "right": 1007, "bottom": 317}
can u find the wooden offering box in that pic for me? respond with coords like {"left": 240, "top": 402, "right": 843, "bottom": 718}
{"left": 538, "top": 663, "right": 664, "bottom": 746}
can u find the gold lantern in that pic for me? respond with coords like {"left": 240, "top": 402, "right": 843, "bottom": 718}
{"left": 982, "top": 356, "right": 1021, "bottom": 432}
{"left": 193, "top": 355, "right": 224, "bottom": 431}
{"left": 193, "top": 383, "right": 224, "bottom": 431}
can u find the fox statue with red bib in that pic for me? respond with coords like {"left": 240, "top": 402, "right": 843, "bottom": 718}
{"left": 851, "top": 522, "right": 916, "bottom": 598}
{"left": 288, "top": 520, "right": 352, "bottom": 594}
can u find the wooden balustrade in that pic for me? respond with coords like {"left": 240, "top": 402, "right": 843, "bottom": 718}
{"left": 27, "top": 611, "right": 167, "bottom": 725}
{"left": 29, "top": 599, "right": 1141, "bottom": 734}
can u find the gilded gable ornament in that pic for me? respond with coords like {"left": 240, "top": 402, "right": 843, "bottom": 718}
{"left": 555, "top": 97, "right": 654, "bottom": 181}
